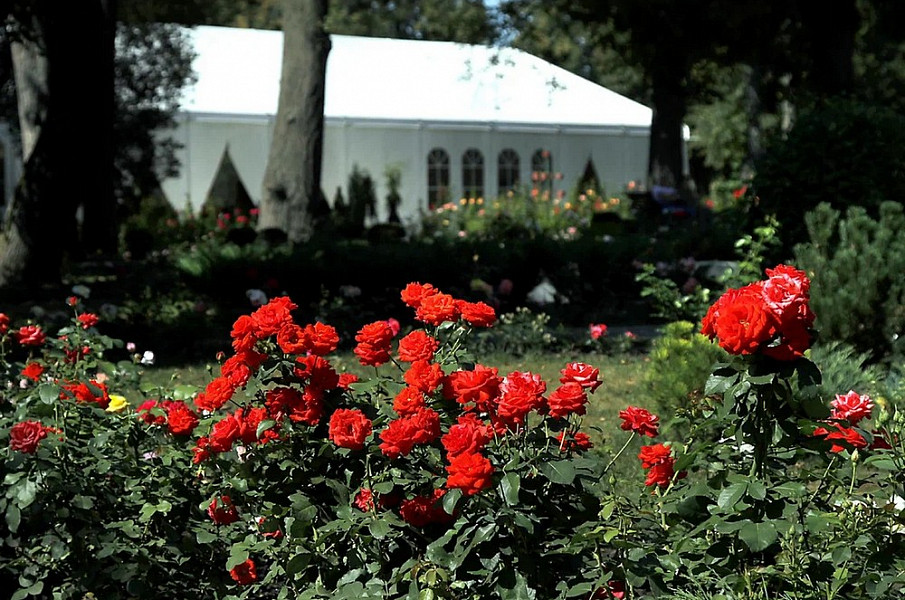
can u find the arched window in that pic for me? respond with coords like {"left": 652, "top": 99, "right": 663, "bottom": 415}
{"left": 427, "top": 148, "right": 450, "bottom": 208}
{"left": 531, "top": 148, "right": 552, "bottom": 177}
{"left": 462, "top": 148, "right": 484, "bottom": 199}
{"left": 497, "top": 149, "right": 519, "bottom": 194}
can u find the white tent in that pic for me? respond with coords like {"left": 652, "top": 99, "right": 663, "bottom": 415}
{"left": 159, "top": 25, "right": 659, "bottom": 224}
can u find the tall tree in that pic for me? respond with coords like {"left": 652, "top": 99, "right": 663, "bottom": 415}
{"left": 257, "top": 0, "right": 331, "bottom": 242}
{"left": 1, "top": 1, "right": 115, "bottom": 289}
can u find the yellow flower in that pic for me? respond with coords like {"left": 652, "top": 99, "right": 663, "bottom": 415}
{"left": 106, "top": 395, "right": 129, "bottom": 413}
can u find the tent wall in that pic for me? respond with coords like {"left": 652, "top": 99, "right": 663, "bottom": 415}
{"left": 159, "top": 113, "right": 653, "bottom": 225}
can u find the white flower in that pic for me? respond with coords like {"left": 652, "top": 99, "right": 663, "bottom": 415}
{"left": 126, "top": 342, "right": 137, "bottom": 352}
{"left": 140, "top": 351, "right": 155, "bottom": 366}
{"left": 246, "top": 289, "right": 268, "bottom": 307}
{"left": 71, "top": 284, "right": 91, "bottom": 299}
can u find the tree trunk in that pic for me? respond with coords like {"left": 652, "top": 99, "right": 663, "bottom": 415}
{"left": 647, "top": 53, "right": 686, "bottom": 189}
{"left": 257, "top": 0, "right": 331, "bottom": 243}
{"left": 1, "top": 2, "right": 115, "bottom": 289}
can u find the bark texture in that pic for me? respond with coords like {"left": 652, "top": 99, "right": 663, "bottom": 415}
{"left": 257, "top": 0, "right": 331, "bottom": 242}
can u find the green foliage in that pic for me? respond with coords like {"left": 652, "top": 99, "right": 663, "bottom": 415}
{"left": 755, "top": 99, "right": 905, "bottom": 253}
{"left": 471, "top": 307, "right": 559, "bottom": 356}
{"left": 794, "top": 201, "right": 905, "bottom": 362}
{"left": 809, "top": 342, "right": 889, "bottom": 403}
{"left": 642, "top": 321, "right": 727, "bottom": 418}
{"left": 339, "top": 165, "right": 377, "bottom": 237}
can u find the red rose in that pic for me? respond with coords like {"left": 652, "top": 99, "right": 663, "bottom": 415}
{"left": 9, "top": 420, "right": 49, "bottom": 453}
{"left": 400, "top": 282, "right": 439, "bottom": 309}
{"left": 761, "top": 264, "right": 810, "bottom": 322}
{"left": 496, "top": 371, "right": 547, "bottom": 426}
{"left": 76, "top": 313, "right": 99, "bottom": 329}
{"left": 442, "top": 413, "right": 491, "bottom": 457}
{"left": 393, "top": 387, "right": 427, "bottom": 417}
{"left": 220, "top": 353, "right": 259, "bottom": 388}
{"left": 354, "top": 488, "right": 376, "bottom": 511}
{"left": 415, "top": 293, "right": 459, "bottom": 326}
{"left": 195, "top": 377, "right": 237, "bottom": 412}
{"left": 14, "top": 325, "right": 45, "bottom": 347}
{"left": 230, "top": 315, "right": 258, "bottom": 352}
{"left": 276, "top": 323, "right": 307, "bottom": 354}
{"left": 137, "top": 399, "right": 167, "bottom": 426}
{"left": 557, "top": 431, "right": 593, "bottom": 452}
{"left": 208, "top": 495, "right": 239, "bottom": 525}
{"left": 385, "top": 318, "right": 401, "bottom": 336}
{"left": 61, "top": 380, "right": 110, "bottom": 409}
{"left": 404, "top": 360, "right": 445, "bottom": 394}
{"left": 338, "top": 373, "right": 359, "bottom": 389}
{"left": 0, "top": 313, "right": 9, "bottom": 334}
{"left": 618, "top": 406, "right": 660, "bottom": 438}
{"left": 304, "top": 322, "right": 339, "bottom": 355}
{"left": 399, "top": 489, "right": 451, "bottom": 527}
{"left": 410, "top": 408, "right": 442, "bottom": 444}
{"left": 328, "top": 408, "right": 373, "bottom": 450}
{"left": 250, "top": 296, "right": 297, "bottom": 338}
{"left": 229, "top": 558, "right": 257, "bottom": 585}
{"left": 398, "top": 330, "right": 440, "bottom": 362}
{"left": 265, "top": 386, "right": 323, "bottom": 425}
{"left": 638, "top": 443, "right": 683, "bottom": 488}
{"left": 166, "top": 402, "right": 199, "bottom": 436}
{"left": 237, "top": 407, "right": 276, "bottom": 445}
{"left": 547, "top": 382, "right": 588, "bottom": 419}
{"left": 443, "top": 365, "right": 501, "bottom": 413}
{"left": 354, "top": 321, "right": 395, "bottom": 366}
{"left": 209, "top": 413, "right": 242, "bottom": 452}
{"left": 830, "top": 390, "right": 873, "bottom": 426}
{"left": 589, "top": 323, "right": 607, "bottom": 340}
{"left": 813, "top": 423, "right": 869, "bottom": 453}
{"left": 446, "top": 452, "right": 494, "bottom": 496}
{"left": 559, "top": 362, "right": 602, "bottom": 393}
{"left": 703, "top": 284, "right": 778, "bottom": 355}
{"left": 192, "top": 437, "right": 212, "bottom": 464}
{"left": 458, "top": 301, "right": 497, "bottom": 327}
{"left": 21, "top": 362, "right": 44, "bottom": 382}
{"left": 295, "top": 354, "right": 340, "bottom": 391}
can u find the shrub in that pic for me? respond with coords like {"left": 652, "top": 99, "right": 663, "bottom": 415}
{"left": 642, "top": 321, "right": 727, "bottom": 419}
{"left": 794, "top": 201, "right": 905, "bottom": 362}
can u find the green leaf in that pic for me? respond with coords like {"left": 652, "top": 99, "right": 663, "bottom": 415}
{"left": 500, "top": 473, "right": 520, "bottom": 506}
{"left": 368, "top": 519, "right": 391, "bottom": 539}
{"left": 541, "top": 461, "right": 576, "bottom": 485}
{"left": 747, "top": 481, "right": 767, "bottom": 501}
{"left": 717, "top": 482, "right": 748, "bottom": 510}
{"left": 256, "top": 419, "right": 276, "bottom": 439}
{"left": 6, "top": 504, "right": 21, "bottom": 534}
{"left": 196, "top": 529, "right": 218, "bottom": 544}
{"left": 226, "top": 546, "right": 249, "bottom": 570}
{"left": 15, "top": 480, "right": 37, "bottom": 509}
{"left": 738, "top": 521, "right": 777, "bottom": 552}
{"left": 38, "top": 384, "right": 60, "bottom": 404}
{"left": 442, "top": 488, "right": 462, "bottom": 514}
{"left": 286, "top": 553, "right": 310, "bottom": 577}
{"left": 72, "top": 495, "right": 94, "bottom": 510}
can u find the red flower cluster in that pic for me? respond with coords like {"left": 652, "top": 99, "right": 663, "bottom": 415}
{"left": 0, "top": 313, "right": 9, "bottom": 334}
{"left": 638, "top": 443, "right": 683, "bottom": 488}
{"left": 398, "top": 489, "right": 453, "bottom": 527}
{"left": 21, "top": 362, "right": 44, "bottom": 382}
{"left": 619, "top": 406, "right": 660, "bottom": 438}
{"left": 9, "top": 420, "right": 50, "bottom": 454}
{"left": 60, "top": 380, "right": 111, "bottom": 409}
{"left": 701, "top": 264, "right": 814, "bottom": 360}
{"left": 137, "top": 400, "right": 199, "bottom": 436}
{"left": 400, "top": 282, "right": 497, "bottom": 328}
{"left": 812, "top": 390, "right": 875, "bottom": 453}
{"left": 353, "top": 321, "right": 395, "bottom": 366}
{"left": 379, "top": 408, "right": 441, "bottom": 459}
{"left": 229, "top": 559, "right": 257, "bottom": 585}
{"left": 589, "top": 323, "right": 608, "bottom": 340}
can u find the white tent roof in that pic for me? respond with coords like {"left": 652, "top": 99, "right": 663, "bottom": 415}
{"left": 182, "top": 25, "right": 652, "bottom": 129}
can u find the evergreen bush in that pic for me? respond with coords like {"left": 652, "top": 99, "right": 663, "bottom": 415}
{"left": 794, "top": 201, "right": 905, "bottom": 362}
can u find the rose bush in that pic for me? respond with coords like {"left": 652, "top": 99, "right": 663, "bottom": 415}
{"left": 3, "top": 269, "right": 905, "bottom": 599}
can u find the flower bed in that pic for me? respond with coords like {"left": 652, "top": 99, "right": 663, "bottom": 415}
{"left": 2, "top": 269, "right": 904, "bottom": 599}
